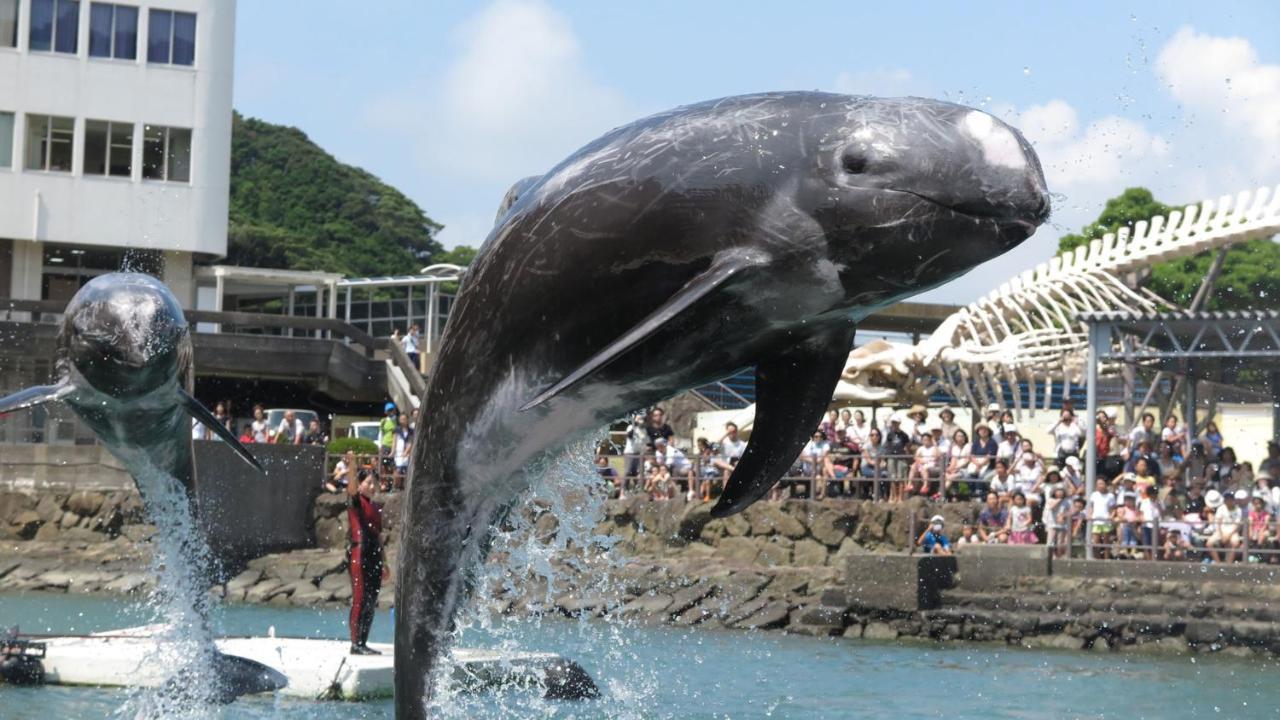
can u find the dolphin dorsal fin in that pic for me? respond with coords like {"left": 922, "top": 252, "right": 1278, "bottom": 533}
{"left": 710, "top": 322, "right": 856, "bottom": 518}
{"left": 177, "top": 389, "right": 266, "bottom": 473}
{"left": 519, "top": 249, "right": 769, "bottom": 412}
{"left": 0, "top": 382, "right": 72, "bottom": 414}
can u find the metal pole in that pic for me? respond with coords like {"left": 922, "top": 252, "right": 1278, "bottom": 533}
{"left": 286, "top": 287, "right": 295, "bottom": 338}
{"left": 427, "top": 283, "right": 438, "bottom": 355}
{"left": 1085, "top": 321, "right": 1104, "bottom": 492}
{"left": 314, "top": 286, "right": 322, "bottom": 338}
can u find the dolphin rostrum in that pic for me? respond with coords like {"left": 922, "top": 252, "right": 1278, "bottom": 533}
{"left": 0, "top": 272, "right": 284, "bottom": 701}
{"left": 396, "top": 92, "right": 1050, "bottom": 717}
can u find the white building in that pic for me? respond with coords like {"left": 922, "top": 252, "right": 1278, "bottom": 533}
{"left": 0, "top": 0, "right": 235, "bottom": 308}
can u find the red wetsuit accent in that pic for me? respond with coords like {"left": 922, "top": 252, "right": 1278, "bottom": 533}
{"left": 347, "top": 493, "right": 384, "bottom": 646}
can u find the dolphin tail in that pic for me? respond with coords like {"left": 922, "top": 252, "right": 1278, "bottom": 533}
{"left": 519, "top": 249, "right": 769, "bottom": 411}
{"left": 177, "top": 389, "right": 265, "bottom": 473}
{"left": 711, "top": 322, "right": 857, "bottom": 518}
{"left": 0, "top": 382, "right": 71, "bottom": 414}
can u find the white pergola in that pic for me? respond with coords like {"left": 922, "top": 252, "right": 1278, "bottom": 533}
{"left": 194, "top": 265, "right": 345, "bottom": 334}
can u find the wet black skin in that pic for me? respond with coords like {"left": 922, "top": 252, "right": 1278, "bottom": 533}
{"left": 396, "top": 92, "right": 1049, "bottom": 717}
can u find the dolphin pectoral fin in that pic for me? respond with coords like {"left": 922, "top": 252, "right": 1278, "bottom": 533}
{"left": 177, "top": 389, "right": 265, "bottom": 473}
{"left": 0, "top": 382, "right": 71, "bottom": 414}
{"left": 710, "top": 323, "right": 857, "bottom": 518}
{"left": 519, "top": 250, "right": 768, "bottom": 412}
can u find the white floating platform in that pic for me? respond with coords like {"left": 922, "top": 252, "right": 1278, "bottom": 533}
{"left": 28, "top": 626, "right": 595, "bottom": 700}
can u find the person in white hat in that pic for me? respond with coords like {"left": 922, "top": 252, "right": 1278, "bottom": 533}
{"left": 916, "top": 514, "right": 953, "bottom": 556}
{"left": 1207, "top": 489, "right": 1246, "bottom": 563}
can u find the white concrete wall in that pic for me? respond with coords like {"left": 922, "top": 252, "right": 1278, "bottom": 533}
{"left": 0, "top": 0, "right": 235, "bottom": 262}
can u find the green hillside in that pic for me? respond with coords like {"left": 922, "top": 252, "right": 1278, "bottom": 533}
{"left": 227, "top": 112, "right": 444, "bottom": 276}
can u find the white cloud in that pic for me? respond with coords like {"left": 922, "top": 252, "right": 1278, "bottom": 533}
{"left": 1156, "top": 26, "right": 1280, "bottom": 174}
{"left": 365, "top": 0, "right": 630, "bottom": 188}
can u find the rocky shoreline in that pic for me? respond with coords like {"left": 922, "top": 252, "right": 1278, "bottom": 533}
{"left": 5, "top": 489, "right": 1280, "bottom": 659}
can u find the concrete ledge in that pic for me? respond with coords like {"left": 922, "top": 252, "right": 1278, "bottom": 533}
{"left": 845, "top": 554, "right": 957, "bottom": 611}
{"left": 956, "top": 543, "right": 1050, "bottom": 589}
{"left": 1054, "top": 558, "right": 1280, "bottom": 584}
{"left": 0, "top": 444, "right": 132, "bottom": 491}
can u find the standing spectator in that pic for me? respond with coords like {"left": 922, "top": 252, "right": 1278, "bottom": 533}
{"left": 1132, "top": 457, "right": 1158, "bottom": 494}
{"left": 645, "top": 407, "right": 675, "bottom": 450}
{"left": 801, "top": 431, "right": 835, "bottom": 499}
{"left": 1184, "top": 441, "right": 1211, "bottom": 488}
{"left": 1206, "top": 489, "right": 1245, "bottom": 563}
{"left": 303, "top": 419, "right": 327, "bottom": 446}
{"left": 1201, "top": 421, "right": 1224, "bottom": 457}
{"left": 1247, "top": 494, "right": 1274, "bottom": 560}
{"left": 916, "top": 515, "right": 953, "bottom": 556}
{"left": 238, "top": 424, "right": 255, "bottom": 444}
{"left": 977, "top": 492, "right": 1009, "bottom": 543}
{"left": 622, "top": 414, "right": 649, "bottom": 496}
{"left": 190, "top": 416, "right": 208, "bottom": 441}
{"left": 273, "top": 410, "right": 305, "bottom": 445}
{"left": 982, "top": 403, "right": 1002, "bottom": 434}
{"left": 1049, "top": 409, "right": 1085, "bottom": 467}
{"left": 1126, "top": 440, "right": 1162, "bottom": 479}
{"left": 695, "top": 438, "right": 721, "bottom": 501}
{"left": 402, "top": 324, "right": 421, "bottom": 370}
{"left": 1069, "top": 496, "right": 1089, "bottom": 555}
{"left": 1044, "top": 485, "right": 1071, "bottom": 558}
{"left": 1114, "top": 493, "right": 1141, "bottom": 557}
{"left": 906, "top": 431, "right": 943, "bottom": 499}
{"left": 942, "top": 429, "right": 971, "bottom": 498}
{"left": 1005, "top": 492, "right": 1035, "bottom": 544}
{"left": 392, "top": 413, "right": 413, "bottom": 491}
{"left": 212, "top": 402, "right": 232, "bottom": 439}
{"left": 251, "top": 405, "right": 270, "bottom": 444}
{"left": 1061, "top": 456, "right": 1084, "bottom": 496}
{"left": 845, "top": 410, "right": 870, "bottom": 455}
{"left": 1086, "top": 478, "right": 1117, "bottom": 559}
{"left": 834, "top": 408, "right": 854, "bottom": 434}
{"left": 905, "top": 405, "right": 929, "bottom": 445}
{"left": 1204, "top": 447, "right": 1242, "bottom": 491}
{"left": 883, "top": 416, "right": 911, "bottom": 501}
{"left": 1138, "top": 485, "right": 1162, "bottom": 559}
{"left": 997, "top": 410, "right": 1017, "bottom": 444}
{"left": 718, "top": 423, "right": 747, "bottom": 469}
{"left": 379, "top": 403, "right": 398, "bottom": 474}
{"left": 1158, "top": 473, "right": 1188, "bottom": 516}
{"left": 861, "top": 428, "right": 888, "bottom": 499}
{"left": 1261, "top": 442, "right": 1280, "bottom": 480}
{"left": 1013, "top": 451, "right": 1044, "bottom": 505}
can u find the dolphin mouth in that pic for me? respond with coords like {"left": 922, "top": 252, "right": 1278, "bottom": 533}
{"left": 886, "top": 187, "right": 1049, "bottom": 233}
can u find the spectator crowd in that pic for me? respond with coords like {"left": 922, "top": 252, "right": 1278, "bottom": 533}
{"left": 600, "top": 402, "right": 1280, "bottom": 565}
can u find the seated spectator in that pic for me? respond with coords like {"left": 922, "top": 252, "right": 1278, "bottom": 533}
{"left": 1161, "top": 414, "right": 1186, "bottom": 450}
{"left": 967, "top": 424, "right": 998, "bottom": 479}
{"left": 801, "top": 431, "right": 836, "bottom": 499}
{"left": 988, "top": 459, "right": 1014, "bottom": 495}
{"left": 996, "top": 428, "right": 1020, "bottom": 466}
{"left": 1256, "top": 472, "right": 1280, "bottom": 514}
{"left": 1061, "top": 456, "right": 1084, "bottom": 496}
{"left": 654, "top": 438, "right": 696, "bottom": 501}
{"left": 819, "top": 409, "right": 840, "bottom": 443}
{"left": 1005, "top": 492, "right": 1035, "bottom": 544}
{"left": 845, "top": 410, "right": 871, "bottom": 455}
{"left": 1126, "top": 440, "right": 1162, "bottom": 479}
{"left": 955, "top": 523, "right": 980, "bottom": 549}
{"left": 1161, "top": 528, "right": 1192, "bottom": 561}
{"left": 326, "top": 450, "right": 355, "bottom": 493}
{"left": 596, "top": 456, "right": 619, "bottom": 497}
{"left": 1247, "top": 493, "right": 1274, "bottom": 561}
{"left": 917, "top": 514, "right": 953, "bottom": 556}
{"left": 1086, "top": 478, "right": 1116, "bottom": 559}
{"left": 930, "top": 426, "right": 950, "bottom": 454}
{"left": 997, "top": 410, "right": 1017, "bottom": 444}
{"left": 1159, "top": 473, "right": 1187, "bottom": 517}
{"left": 1201, "top": 421, "right": 1224, "bottom": 457}
{"left": 1206, "top": 489, "right": 1245, "bottom": 563}
{"left": 1013, "top": 451, "right": 1043, "bottom": 504}
{"left": 1186, "top": 483, "right": 1207, "bottom": 515}
{"left": 942, "top": 429, "right": 971, "bottom": 498}
{"left": 1132, "top": 457, "right": 1157, "bottom": 494}
{"left": 938, "top": 407, "right": 961, "bottom": 445}
{"left": 1204, "top": 447, "right": 1242, "bottom": 491}
{"left": 906, "top": 432, "right": 944, "bottom": 499}
{"left": 645, "top": 458, "right": 675, "bottom": 501}
{"left": 977, "top": 492, "right": 1009, "bottom": 543}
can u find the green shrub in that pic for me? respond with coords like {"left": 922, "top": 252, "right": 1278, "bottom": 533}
{"left": 328, "top": 437, "right": 378, "bottom": 455}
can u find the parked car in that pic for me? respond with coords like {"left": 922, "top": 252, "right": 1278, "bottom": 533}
{"left": 348, "top": 421, "right": 383, "bottom": 448}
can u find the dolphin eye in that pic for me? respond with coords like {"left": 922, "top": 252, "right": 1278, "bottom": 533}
{"left": 841, "top": 149, "right": 869, "bottom": 175}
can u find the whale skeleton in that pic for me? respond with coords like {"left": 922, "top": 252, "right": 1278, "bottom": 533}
{"left": 813, "top": 184, "right": 1280, "bottom": 414}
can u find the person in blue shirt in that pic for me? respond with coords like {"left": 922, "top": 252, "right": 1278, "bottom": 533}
{"left": 917, "top": 514, "right": 953, "bottom": 555}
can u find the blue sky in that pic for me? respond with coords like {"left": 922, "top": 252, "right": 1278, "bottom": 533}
{"left": 234, "top": 1, "right": 1280, "bottom": 303}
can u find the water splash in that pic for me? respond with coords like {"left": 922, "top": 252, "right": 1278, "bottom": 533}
{"left": 427, "top": 434, "right": 665, "bottom": 719}
{"left": 114, "top": 461, "right": 225, "bottom": 720}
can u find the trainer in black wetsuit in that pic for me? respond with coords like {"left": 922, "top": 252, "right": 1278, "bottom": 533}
{"left": 347, "top": 468, "right": 385, "bottom": 655}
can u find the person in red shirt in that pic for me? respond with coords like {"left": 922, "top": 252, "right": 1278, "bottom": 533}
{"left": 347, "top": 467, "right": 386, "bottom": 654}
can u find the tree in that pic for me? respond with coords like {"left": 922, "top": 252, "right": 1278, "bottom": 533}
{"left": 431, "top": 245, "right": 477, "bottom": 267}
{"left": 227, "top": 112, "right": 447, "bottom": 277}
{"left": 1058, "top": 187, "right": 1279, "bottom": 311}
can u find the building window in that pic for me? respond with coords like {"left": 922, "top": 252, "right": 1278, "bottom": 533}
{"left": 83, "top": 120, "right": 132, "bottom": 177}
{"left": 142, "top": 125, "right": 190, "bottom": 182}
{"left": 0, "top": 0, "right": 19, "bottom": 48}
{"left": 0, "top": 112, "right": 13, "bottom": 168}
{"left": 147, "top": 8, "right": 194, "bottom": 66}
{"left": 30, "top": 0, "right": 79, "bottom": 54}
{"left": 24, "top": 115, "right": 74, "bottom": 172}
{"left": 89, "top": 2, "right": 137, "bottom": 59}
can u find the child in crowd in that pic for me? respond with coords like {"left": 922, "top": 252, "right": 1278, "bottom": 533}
{"left": 955, "top": 523, "right": 980, "bottom": 549}
{"left": 1006, "top": 492, "right": 1035, "bottom": 544}
{"left": 1087, "top": 478, "right": 1116, "bottom": 559}
{"left": 1069, "top": 496, "right": 1088, "bottom": 556}
{"left": 1161, "top": 528, "right": 1192, "bottom": 561}
{"left": 1043, "top": 485, "right": 1071, "bottom": 558}
{"left": 1248, "top": 494, "right": 1274, "bottom": 561}
{"left": 1114, "top": 493, "right": 1141, "bottom": 558}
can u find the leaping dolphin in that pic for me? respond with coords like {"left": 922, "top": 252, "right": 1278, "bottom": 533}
{"left": 396, "top": 92, "right": 1050, "bottom": 717}
{"left": 0, "top": 272, "right": 285, "bottom": 702}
